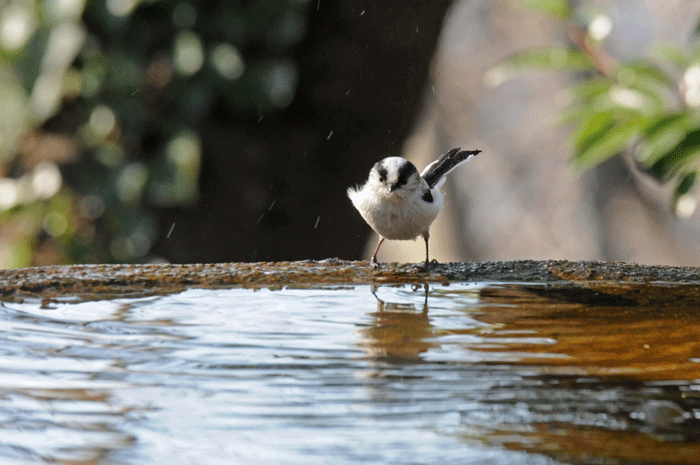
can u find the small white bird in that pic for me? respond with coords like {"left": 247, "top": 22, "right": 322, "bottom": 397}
{"left": 348, "top": 147, "right": 480, "bottom": 269}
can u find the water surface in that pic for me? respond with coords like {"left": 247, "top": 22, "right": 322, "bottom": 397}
{"left": 0, "top": 283, "right": 699, "bottom": 464}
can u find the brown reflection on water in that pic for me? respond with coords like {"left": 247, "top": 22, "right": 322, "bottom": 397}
{"left": 358, "top": 284, "right": 435, "bottom": 361}
{"left": 464, "top": 284, "right": 700, "bottom": 464}
{"left": 357, "top": 283, "right": 700, "bottom": 464}
{"left": 470, "top": 285, "right": 700, "bottom": 381}
{"left": 491, "top": 424, "right": 700, "bottom": 465}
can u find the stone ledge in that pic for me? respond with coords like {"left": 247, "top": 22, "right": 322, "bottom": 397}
{"left": 1, "top": 260, "right": 699, "bottom": 303}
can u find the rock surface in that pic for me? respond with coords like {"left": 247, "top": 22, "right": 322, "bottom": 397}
{"left": 1, "top": 260, "right": 699, "bottom": 305}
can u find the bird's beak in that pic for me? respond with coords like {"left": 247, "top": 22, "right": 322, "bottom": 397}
{"left": 389, "top": 183, "right": 400, "bottom": 192}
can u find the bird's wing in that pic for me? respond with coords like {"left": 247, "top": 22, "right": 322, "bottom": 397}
{"left": 421, "top": 148, "right": 481, "bottom": 189}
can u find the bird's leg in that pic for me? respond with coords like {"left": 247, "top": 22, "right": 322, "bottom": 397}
{"left": 370, "top": 237, "right": 385, "bottom": 270}
{"left": 422, "top": 231, "right": 430, "bottom": 269}
{"left": 418, "top": 231, "right": 438, "bottom": 271}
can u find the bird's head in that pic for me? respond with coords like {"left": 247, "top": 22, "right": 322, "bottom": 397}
{"left": 368, "top": 157, "right": 421, "bottom": 199}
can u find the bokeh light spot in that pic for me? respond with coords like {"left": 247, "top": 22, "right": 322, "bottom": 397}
{"left": 266, "top": 61, "right": 297, "bottom": 108}
{"left": 676, "top": 194, "right": 697, "bottom": 219}
{"left": 167, "top": 130, "right": 201, "bottom": 167}
{"left": 117, "top": 162, "right": 149, "bottom": 202}
{"left": 43, "top": 211, "right": 68, "bottom": 237}
{"left": 174, "top": 30, "right": 204, "bottom": 76}
{"left": 616, "top": 67, "right": 636, "bottom": 86}
{"left": 0, "top": 4, "right": 36, "bottom": 51}
{"left": 43, "top": 22, "right": 86, "bottom": 71}
{"left": 482, "top": 67, "right": 507, "bottom": 88}
{"left": 30, "top": 72, "right": 63, "bottom": 122}
{"left": 0, "top": 178, "right": 19, "bottom": 210}
{"left": 126, "top": 232, "right": 150, "bottom": 257}
{"left": 609, "top": 87, "right": 644, "bottom": 109}
{"left": 155, "top": 129, "right": 201, "bottom": 205}
{"left": 110, "top": 237, "right": 130, "bottom": 261}
{"left": 46, "top": 0, "right": 86, "bottom": 20}
{"left": 589, "top": 14, "right": 613, "bottom": 41}
{"left": 684, "top": 65, "right": 700, "bottom": 88}
{"left": 89, "top": 105, "right": 116, "bottom": 138}
{"left": 684, "top": 65, "right": 700, "bottom": 107}
{"left": 31, "top": 162, "right": 62, "bottom": 200}
{"left": 211, "top": 43, "right": 245, "bottom": 80}
{"left": 80, "top": 195, "right": 106, "bottom": 219}
{"left": 106, "top": 0, "right": 139, "bottom": 17}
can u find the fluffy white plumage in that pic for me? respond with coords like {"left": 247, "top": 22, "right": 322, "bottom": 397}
{"left": 348, "top": 157, "right": 442, "bottom": 241}
{"left": 348, "top": 148, "right": 480, "bottom": 268}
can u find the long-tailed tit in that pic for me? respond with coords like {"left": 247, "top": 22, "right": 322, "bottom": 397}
{"left": 348, "top": 148, "right": 480, "bottom": 269}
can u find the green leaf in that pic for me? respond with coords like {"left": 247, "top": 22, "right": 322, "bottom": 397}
{"left": 567, "top": 79, "right": 613, "bottom": 104}
{"left": 571, "top": 111, "right": 614, "bottom": 153}
{"left": 615, "top": 63, "right": 675, "bottom": 112}
{"left": 689, "top": 47, "right": 700, "bottom": 67}
{"left": 486, "top": 48, "right": 594, "bottom": 86}
{"left": 636, "top": 113, "right": 699, "bottom": 166}
{"left": 574, "top": 116, "right": 650, "bottom": 170}
{"left": 624, "top": 80, "right": 671, "bottom": 112}
{"left": 523, "top": 0, "right": 571, "bottom": 18}
{"left": 674, "top": 172, "right": 696, "bottom": 202}
{"left": 653, "top": 44, "right": 689, "bottom": 68}
{"left": 617, "top": 62, "right": 675, "bottom": 88}
{"left": 560, "top": 102, "right": 613, "bottom": 126}
{"left": 566, "top": 86, "right": 656, "bottom": 120}
{"left": 605, "top": 86, "right": 661, "bottom": 115}
{"left": 653, "top": 44, "right": 690, "bottom": 68}
{"left": 648, "top": 130, "right": 700, "bottom": 179}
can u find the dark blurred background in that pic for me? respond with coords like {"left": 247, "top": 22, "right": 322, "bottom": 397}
{"left": 0, "top": 0, "right": 455, "bottom": 267}
{"left": 2, "top": 0, "right": 700, "bottom": 268}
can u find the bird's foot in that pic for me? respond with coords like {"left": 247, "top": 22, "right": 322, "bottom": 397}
{"left": 369, "top": 259, "right": 380, "bottom": 271}
{"left": 415, "top": 259, "right": 439, "bottom": 272}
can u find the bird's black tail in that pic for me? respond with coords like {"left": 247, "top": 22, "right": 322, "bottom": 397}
{"left": 421, "top": 148, "right": 481, "bottom": 188}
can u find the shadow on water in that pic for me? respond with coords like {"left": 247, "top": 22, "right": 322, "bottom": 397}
{"left": 0, "top": 281, "right": 699, "bottom": 464}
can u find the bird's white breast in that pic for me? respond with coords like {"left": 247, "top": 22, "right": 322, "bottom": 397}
{"left": 348, "top": 185, "right": 443, "bottom": 240}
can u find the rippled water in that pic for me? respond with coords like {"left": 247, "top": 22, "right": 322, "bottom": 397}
{"left": 0, "top": 283, "right": 699, "bottom": 464}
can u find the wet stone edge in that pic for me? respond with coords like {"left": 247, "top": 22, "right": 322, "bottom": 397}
{"left": 0, "top": 259, "right": 699, "bottom": 304}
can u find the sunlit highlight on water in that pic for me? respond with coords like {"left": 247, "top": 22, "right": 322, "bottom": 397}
{"left": 0, "top": 283, "right": 698, "bottom": 464}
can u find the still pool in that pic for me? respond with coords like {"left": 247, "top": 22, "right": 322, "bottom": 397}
{"left": 0, "top": 282, "right": 699, "bottom": 464}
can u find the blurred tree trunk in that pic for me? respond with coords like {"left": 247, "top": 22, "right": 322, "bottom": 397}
{"left": 153, "top": 0, "right": 454, "bottom": 262}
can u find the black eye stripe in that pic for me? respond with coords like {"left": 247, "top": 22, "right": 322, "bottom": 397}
{"left": 374, "top": 163, "right": 388, "bottom": 182}
{"left": 397, "top": 161, "right": 418, "bottom": 182}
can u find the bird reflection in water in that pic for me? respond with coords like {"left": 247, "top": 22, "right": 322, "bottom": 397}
{"left": 359, "top": 283, "right": 437, "bottom": 362}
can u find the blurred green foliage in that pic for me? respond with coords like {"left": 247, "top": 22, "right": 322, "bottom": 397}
{"left": 490, "top": 0, "right": 700, "bottom": 216}
{"left": 0, "top": 0, "right": 309, "bottom": 268}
